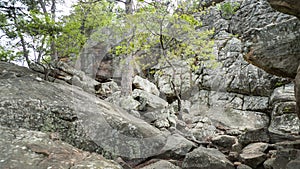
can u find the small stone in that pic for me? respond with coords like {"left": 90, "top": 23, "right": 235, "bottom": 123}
{"left": 36, "top": 77, "right": 43, "bottom": 81}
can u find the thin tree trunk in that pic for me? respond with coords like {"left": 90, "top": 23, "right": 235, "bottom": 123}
{"left": 50, "top": 0, "right": 57, "bottom": 61}
{"left": 120, "top": 0, "right": 134, "bottom": 96}
{"left": 121, "top": 54, "right": 134, "bottom": 96}
{"left": 11, "top": 6, "right": 30, "bottom": 66}
{"left": 39, "top": 0, "right": 58, "bottom": 61}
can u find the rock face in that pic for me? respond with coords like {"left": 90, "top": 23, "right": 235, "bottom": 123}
{"left": 267, "top": 0, "right": 300, "bottom": 18}
{"left": 242, "top": 18, "right": 300, "bottom": 78}
{"left": 0, "top": 126, "right": 122, "bottom": 169}
{"left": 269, "top": 84, "right": 300, "bottom": 142}
{"left": 2, "top": 0, "right": 300, "bottom": 168}
{"left": 0, "top": 61, "right": 170, "bottom": 160}
{"left": 238, "top": 0, "right": 300, "bottom": 78}
{"left": 241, "top": 0, "right": 300, "bottom": 118}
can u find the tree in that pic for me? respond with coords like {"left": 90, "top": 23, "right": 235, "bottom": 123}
{"left": 0, "top": 0, "right": 66, "bottom": 66}
{"left": 92, "top": 0, "right": 215, "bottom": 100}
{"left": 55, "top": 0, "right": 115, "bottom": 60}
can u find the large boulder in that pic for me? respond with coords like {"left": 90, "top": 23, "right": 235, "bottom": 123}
{"left": 239, "top": 142, "right": 269, "bottom": 168}
{"left": 242, "top": 18, "right": 300, "bottom": 78}
{"left": 267, "top": 0, "right": 300, "bottom": 18}
{"left": 182, "top": 147, "right": 235, "bottom": 169}
{"left": 237, "top": 0, "right": 300, "bottom": 121}
{"left": 229, "top": 0, "right": 300, "bottom": 79}
{"left": 140, "top": 160, "right": 181, "bottom": 169}
{"left": 133, "top": 75, "right": 160, "bottom": 96}
{"left": 0, "top": 61, "right": 176, "bottom": 160}
{"left": 268, "top": 84, "right": 300, "bottom": 142}
{"left": 0, "top": 126, "right": 122, "bottom": 169}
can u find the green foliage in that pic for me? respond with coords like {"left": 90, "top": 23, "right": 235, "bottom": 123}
{"left": 55, "top": 0, "right": 115, "bottom": 58}
{"left": 97, "top": 0, "right": 215, "bottom": 73}
{"left": 0, "top": 0, "right": 217, "bottom": 77}
{"left": 0, "top": 46, "right": 22, "bottom": 62}
{"left": 216, "top": 2, "right": 240, "bottom": 18}
{"left": 0, "top": 0, "right": 62, "bottom": 64}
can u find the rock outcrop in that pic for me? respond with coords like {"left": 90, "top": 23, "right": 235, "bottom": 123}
{"left": 0, "top": 126, "right": 122, "bottom": 169}
{"left": 0, "top": 61, "right": 187, "bottom": 161}
{"left": 242, "top": 18, "right": 300, "bottom": 78}
{"left": 2, "top": 0, "right": 300, "bottom": 168}
{"left": 267, "top": 0, "right": 300, "bottom": 18}
{"left": 241, "top": 0, "right": 300, "bottom": 119}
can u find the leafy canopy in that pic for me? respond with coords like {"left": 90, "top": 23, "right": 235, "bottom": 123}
{"left": 89, "top": 0, "right": 215, "bottom": 72}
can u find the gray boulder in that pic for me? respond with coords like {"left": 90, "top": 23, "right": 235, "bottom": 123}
{"left": 271, "top": 148, "right": 300, "bottom": 169}
{"left": 267, "top": 0, "right": 300, "bottom": 18}
{"left": 140, "top": 160, "right": 181, "bottom": 169}
{"left": 268, "top": 84, "right": 300, "bottom": 142}
{"left": 182, "top": 147, "right": 235, "bottom": 169}
{"left": 211, "top": 135, "right": 241, "bottom": 152}
{"left": 237, "top": 164, "right": 252, "bottom": 169}
{"left": 238, "top": 128, "right": 270, "bottom": 146}
{"left": 243, "top": 18, "right": 300, "bottom": 78}
{"left": 239, "top": 142, "right": 268, "bottom": 168}
{"left": 0, "top": 61, "right": 174, "bottom": 160}
{"left": 287, "top": 157, "right": 300, "bottom": 169}
{"left": 132, "top": 89, "right": 168, "bottom": 111}
{"left": 133, "top": 75, "right": 160, "bottom": 96}
{"left": 160, "top": 134, "right": 196, "bottom": 159}
{"left": 0, "top": 126, "right": 122, "bottom": 169}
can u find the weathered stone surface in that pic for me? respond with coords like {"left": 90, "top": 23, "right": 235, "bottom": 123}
{"left": 182, "top": 147, "right": 235, "bottom": 169}
{"left": 160, "top": 134, "right": 196, "bottom": 159}
{"left": 106, "top": 92, "right": 141, "bottom": 111}
{"left": 268, "top": 84, "right": 300, "bottom": 142}
{"left": 270, "top": 84, "right": 296, "bottom": 105}
{"left": 286, "top": 156, "right": 300, "bottom": 169}
{"left": 211, "top": 135, "right": 241, "bottom": 152}
{"left": 143, "top": 106, "right": 177, "bottom": 129}
{"left": 203, "top": 107, "right": 269, "bottom": 131}
{"left": 236, "top": 164, "right": 252, "bottom": 169}
{"left": 96, "top": 81, "right": 119, "bottom": 98}
{"left": 295, "top": 66, "right": 300, "bottom": 119}
{"left": 0, "top": 61, "right": 172, "bottom": 160}
{"left": 271, "top": 148, "right": 300, "bottom": 169}
{"left": 238, "top": 128, "right": 270, "bottom": 146}
{"left": 132, "top": 89, "right": 168, "bottom": 110}
{"left": 230, "top": 0, "right": 293, "bottom": 35}
{"left": 264, "top": 158, "right": 276, "bottom": 169}
{"left": 133, "top": 75, "right": 160, "bottom": 96}
{"left": 275, "top": 140, "right": 300, "bottom": 149}
{"left": 196, "top": 36, "right": 283, "bottom": 97}
{"left": 268, "top": 103, "right": 300, "bottom": 142}
{"left": 238, "top": 0, "right": 300, "bottom": 80}
{"left": 189, "top": 90, "right": 270, "bottom": 131}
{"left": 267, "top": 0, "right": 300, "bottom": 18}
{"left": 230, "top": 0, "right": 300, "bottom": 78}
{"left": 30, "top": 61, "right": 100, "bottom": 94}
{"left": 140, "top": 160, "right": 181, "bottom": 169}
{"left": 243, "top": 18, "right": 300, "bottom": 78}
{"left": 239, "top": 142, "right": 268, "bottom": 168}
{"left": 0, "top": 126, "right": 122, "bottom": 169}
{"left": 154, "top": 60, "right": 196, "bottom": 100}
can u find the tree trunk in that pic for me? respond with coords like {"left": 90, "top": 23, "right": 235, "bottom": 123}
{"left": 120, "top": 0, "right": 135, "bottom": 96}
{"left": 11, "top": 6, "right": 30, "bottom": 66}
{"left": 50, "top": 0, "right": 57, "bottom": 61}
{"left": 121, "top": 54, "right": 134, "bottom": 96}
{"left": 39, "top": 0, "right": 57, "bottom": 61}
